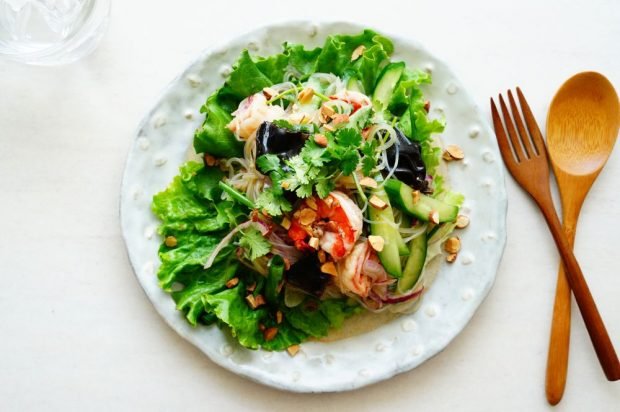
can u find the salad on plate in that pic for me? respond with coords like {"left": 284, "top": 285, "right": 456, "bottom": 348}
{"left": 151, "top": 30, "right": 467, "bottom": 353}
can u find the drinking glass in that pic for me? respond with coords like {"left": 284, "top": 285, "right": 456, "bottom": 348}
{"left": 0, "top": 0, "right": 110, "bottom": 65}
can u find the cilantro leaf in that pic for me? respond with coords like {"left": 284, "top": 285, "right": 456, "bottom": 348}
{"left": 361, "top": 156, "right": 376, "bottom": 176}
{"left": 315, "top": 177, "right": 335, "bottom": 198}
{"left": 360, "top": 139, "right": 379, "bottom": 176}
{"left": 255, "top": 189, "right": 292, "bottom": 216}
{"left": 299, "top": 140, "right": 327, "bottom": 168}
{"left": 336, "top": 128, "right": 362, "bottom": 147}
{"left": 295, "top": 183, "right": 314, "bottom": 198}
{"left": 238, "top": 227, "right": 271, "bottom": 261}
{"left": 339, "top": 151, "right": 360, "bottom": 175}
{"left": 256, "top": 154, "right": 282, "bottom": 174}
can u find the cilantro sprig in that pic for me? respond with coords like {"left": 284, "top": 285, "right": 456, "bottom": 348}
{"left": 237, "top": 227, "right": 271, "bottom": 261}
{"left": 255, "top": 127, "right": 382, "bottom": 216}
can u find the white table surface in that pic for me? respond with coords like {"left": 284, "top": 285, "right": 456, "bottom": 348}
{"left": 1, "top": 0, "right": 618, "bottom": 410}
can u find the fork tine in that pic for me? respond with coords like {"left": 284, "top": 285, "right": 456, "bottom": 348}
{"left": 516, "top": 87, "right": 544, "bottom": 156}
{"left": 490, "top": 97, "right": 518, "bottom": 171}
{"left": 498, "top": 94, "right": 527, "bottom": 162}
{"left": 507, "top": 89, "right": 536, "bottom": 158}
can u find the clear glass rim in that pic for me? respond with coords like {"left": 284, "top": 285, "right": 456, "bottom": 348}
{"left": 0, "top": 0, "right": 111, "bottom": 64}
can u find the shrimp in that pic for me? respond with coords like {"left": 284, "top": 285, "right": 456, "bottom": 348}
{"left": 336, "top": 239, "right": 393, "bottom": 298}
{"left": 228, "top": 93, "right": 285, "bottom": 140}
{"left": 330, "top": 90, "right": 371, "bottom": 113}
{"left": 287, "top": 191, "right": 363, "bottom": 260}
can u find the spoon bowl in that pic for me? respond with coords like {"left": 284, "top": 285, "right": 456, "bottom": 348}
{"left": 547, "top": 72, "right": 619, "bottom": 176}
{"left": 545, "top": 71, "right": 619, "bottom": 405}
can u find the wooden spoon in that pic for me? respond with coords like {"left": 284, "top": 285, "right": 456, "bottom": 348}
{"left": 545, "top": 72, "right": 619, "bottom": 405}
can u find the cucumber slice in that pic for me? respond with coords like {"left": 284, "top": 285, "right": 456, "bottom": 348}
{"left": 427, "top": 222, "right": 457, "bottom": 244}
{"left": 384, "top": 179, "right": 459, "bottom": 223}
{"left": 397, "top": 233, "right": 427, "bottom": 293}
{"left": 368, "top": 188, "right": 405, "bottom": 278}
{"left": 373, "top": 62, "right": 405, "bottom": 110}
{"left": 396, "top": 231, "right": 409, "bottom": 256}
{"left": 346, "top": 74, "right": 364, "bottom": 93}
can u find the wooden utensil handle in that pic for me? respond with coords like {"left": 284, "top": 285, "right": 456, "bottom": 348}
{"left": 540, "top": 203, "right": 620, "bottom": 381}
{"left": 545, "top": 216, "right": 577, "bottom": 405}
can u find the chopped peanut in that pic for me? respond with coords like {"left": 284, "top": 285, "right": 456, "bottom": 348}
{"left": 314, "top": 133, "right": 328, "bottom": 147}
{"left": 359, "top": 177, "right": 378, "bottom": 188}
{"left": 276, "top": 310, "right": 283, "bottom": 324}
{"left": 262, "top": 87, "right": 278, "bottom": 100}
{"left": 287, "top": 345, "right": 301, "bottom": 357}
{"left": 368, "top": 235, "right": 385, "bottom": 252}
{"left": 297, "top": 87, "right": 314, "bottom": 103}
{"left": 245, "top": 294, "right": 257, "bottom": 309}
{"left": 299, "top": 208, "right": 317, "bottom": 226}
{"left": 281, "top": 180, "right": 290, "bottom": 189}
{"left": 245, "top": 294, "right": 265, "bottom": 310}
{"left": 443, "top": 145, "right": 465, "bottom": 161}
{"left": 254, "top": 295, "right": 266, "bottom": 307}
{"left": 320, "top": 261, "right": 338, "bottom": 277}
{"left": 225, "top": 277, "right": 239, "bottom": 288}
{"left": 263, "top": 327, "right": 278, "bottom": 341}
{"left": 446, "top": 253, "right": 457, "bottom": 263}
{"left": 308, "top": 236, "right": 320, "bottom": 249}
{"left": 281, "top": 216, "right": 291, "bottom": 230}
{"left": 369, "top": 195, "right": 388, "bottom": 210}
{"left": 429, "top": 210, "right": 440, "bottom": 224}
{"left": 444, "top": 237, "right": 461, "bottom": 254}
{"left": 321, "top": 104, "right": 336, "bottom": 119}
{"left": 204, "top": 154, "right": 217, "bottom": 166}
{"left": 351, "top": 45, "right": 366, "bottom": 61}
{"left": 164, "top": 236, "right": 177, "bottom": 247}
{"left": 331, "top": 113, "right": 349, "bottom": 126}
{"left": 456, "top": 215, "right": 470, "bottom": 229}
{"left": 317, "top": 250, "right": 326, "bottom": 263}
{"left": 305, "top": 197, "right": 318, "bottom": 210}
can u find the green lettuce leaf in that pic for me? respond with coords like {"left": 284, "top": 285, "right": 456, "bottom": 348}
{"left": 260, "top": 320, "right": 308, "bottom": 351}
{"left": 194, "top": 93, "right": 244, "bottom": 158}
{"left": 157, "top": 232, "right": 224, "bottom": 290}
{"left": 319, "top": 298, "right": 362, "bottom": 329}
{"left": 352, "top": 43, "right": 390, "bottom": 95}
{"left": 315, "top": 30, "right": 393, "bottom": 85}
{"left": 226, "top": 50, "right": 274, "bottom": 99}
{"left": 153, "top": 162, "right": 243, "bottom": 289}
{"left": 255, "top": 53, "right": 289, "bottom": 84}
{"left": 283, "top": 298, "right": 361, "bottom": 338}
{"left": 389, "top": 69, "right": 432, "bottom": 116}
{"left": 265, "top": 255, "right": 285, "bottom": 303}
{"left": 172, "top": 246, "right": 238, "bottom": 325}
{"left": 283, "top": 43, "right": 322, "bottom": 80}
{"left": 152, "top": 172, "right": 212, "bottom": 223}
{"left": 205, "top": 283, "right": 267, "bottom": 349}
{"left": 152, "top": 162, "right": 233, "bottom": 235}
{"left": 284, "top": 303, "right": 331, "bottom": 338}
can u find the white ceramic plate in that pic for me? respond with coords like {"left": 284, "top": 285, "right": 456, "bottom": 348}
{"left": 120, "top": 21, "right": 507, "bottom": 392}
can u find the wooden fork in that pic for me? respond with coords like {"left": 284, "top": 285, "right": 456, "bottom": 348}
{"left": 490, "top": 88, "right": 620, "bottom": 381}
